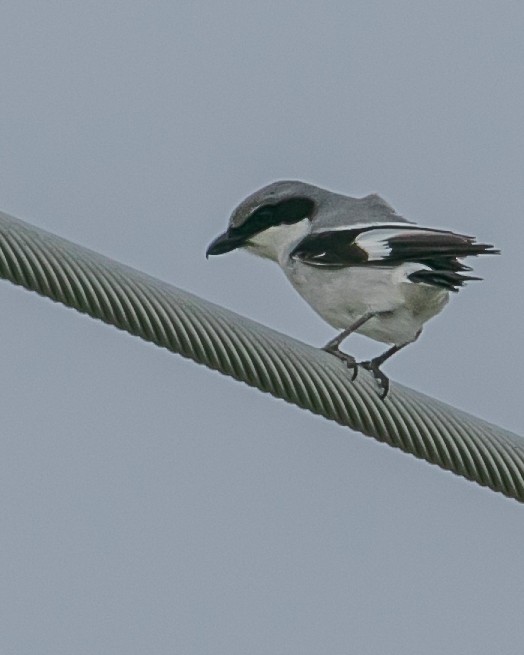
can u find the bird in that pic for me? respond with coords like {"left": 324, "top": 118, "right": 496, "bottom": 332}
{"left": 206, "top": 180, "right": 499, "bottom": 398}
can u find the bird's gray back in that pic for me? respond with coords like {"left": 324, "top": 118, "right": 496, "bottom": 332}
{"left": 311, "top": 190, "right": 412, "bottom": 232}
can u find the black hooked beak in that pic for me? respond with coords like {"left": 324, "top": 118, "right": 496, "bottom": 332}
{"left": 206, "top": 230, "right": 246, "bottom": 258}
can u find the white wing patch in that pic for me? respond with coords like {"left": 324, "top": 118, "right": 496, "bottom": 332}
{"left": 354, "top": 228, "right": 414, "bottom": 261}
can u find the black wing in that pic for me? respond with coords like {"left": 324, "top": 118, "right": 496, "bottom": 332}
{"left": 290, "top": 224, "right": 499, "bottom": 271}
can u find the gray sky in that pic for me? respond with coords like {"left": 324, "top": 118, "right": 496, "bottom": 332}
{"left": 0, "top": 2, "right": 522, "bottom": 653}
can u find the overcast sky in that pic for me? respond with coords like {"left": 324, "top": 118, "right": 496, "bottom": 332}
{"left": 0, "top": 2, "right": 522, "bottom": 653}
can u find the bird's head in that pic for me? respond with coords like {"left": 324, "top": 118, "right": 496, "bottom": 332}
{"left": 206, "top": 180, "right": 321, "bottom": 262}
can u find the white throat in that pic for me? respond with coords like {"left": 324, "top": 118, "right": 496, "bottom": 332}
{"left": 243, "top": 218, "right": 310, "bottom": 263}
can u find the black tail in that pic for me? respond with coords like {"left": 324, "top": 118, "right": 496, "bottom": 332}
{"left": 408, "top": 269, "right": 482, "bottom": 292}
{"left": 387, "top": 232, "right": 500, "bottom": 271}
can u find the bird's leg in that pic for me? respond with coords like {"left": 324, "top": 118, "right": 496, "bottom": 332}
{"left": 322, "top": 313, "right": 375, "bottom": 379}
{"left": 323, "top": 312, "right": 376, "bottom": 350}
{"left": 361, "top": 330, "right": 422, "bottom": 399}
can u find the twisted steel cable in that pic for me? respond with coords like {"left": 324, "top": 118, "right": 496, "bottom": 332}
{"left": 0, "top": 209, "right": 522, "bottom": 501}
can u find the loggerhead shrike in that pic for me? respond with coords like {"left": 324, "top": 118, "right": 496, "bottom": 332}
{"left": 206, "top": 181, "right": 498, "bottom": 398}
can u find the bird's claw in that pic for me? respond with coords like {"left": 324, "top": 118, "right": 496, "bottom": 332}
{"left": 323, "top": 346, "right": 359, "bottom": 381}
{"left": 323, "top": 347, "right": 391, "bottom": 397}
{"left": 360, "top": 359, "right": 390, "bottom": 400}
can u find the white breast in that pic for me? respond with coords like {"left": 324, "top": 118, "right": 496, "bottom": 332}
{"left": 283, "top": 259, "right": 449, "bottom": 345}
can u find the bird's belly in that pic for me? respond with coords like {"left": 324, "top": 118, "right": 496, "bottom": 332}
{"left": 284, "top": 261, "right": 449, "bottom": 345}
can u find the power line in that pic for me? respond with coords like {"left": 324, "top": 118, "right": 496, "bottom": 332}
{"left": 0, "top": 209, "right": 522, "bottom": 502}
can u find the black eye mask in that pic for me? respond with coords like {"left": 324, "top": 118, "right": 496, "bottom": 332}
{"left": 207, "top": 197, "right": 316, "bottom": 257}
{"left": 231, "top": 197, "right": 315, "bottom": 241}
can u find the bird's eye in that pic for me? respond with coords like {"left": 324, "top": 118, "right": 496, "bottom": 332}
{"left": 252, "top": 209, "right": 273, "bottom": 225}
{"left": 235, "top": 209, "right": 275, "bottom": 237}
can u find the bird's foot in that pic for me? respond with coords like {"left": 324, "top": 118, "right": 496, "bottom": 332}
{"left": 360, "top": 359, "right": 390, "bottom": 400}
{"left": 322, "top": 345, "right": 359, "bottom": 380}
